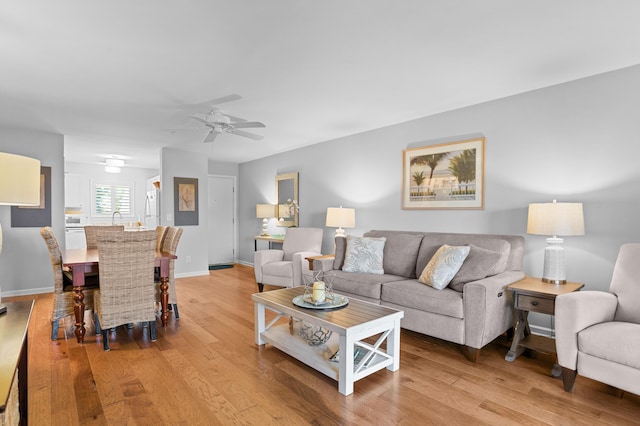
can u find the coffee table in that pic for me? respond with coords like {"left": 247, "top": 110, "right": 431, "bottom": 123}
{"left": 252, "top": 286, "right": 404, "bottom": 395}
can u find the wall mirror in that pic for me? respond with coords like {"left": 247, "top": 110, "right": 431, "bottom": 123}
{"left": 276, "top": 172, "right": 299, "bottom": 227}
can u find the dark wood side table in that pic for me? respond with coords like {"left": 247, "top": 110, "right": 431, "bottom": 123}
{"left": 0, "top": 300, "right": 34, "bottom": 426}
{"left": 505, "top": 276, "right": 584, "bottom": 375}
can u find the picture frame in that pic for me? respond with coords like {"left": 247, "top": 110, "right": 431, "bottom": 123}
{"left": 174, "top": 177, "right": 198, "bottom": 226}
{"left": 402, "top": 137, "right": 485, "bottom": 210}
{"left": 11, "top": 165, "right": 52, "bottom": 227}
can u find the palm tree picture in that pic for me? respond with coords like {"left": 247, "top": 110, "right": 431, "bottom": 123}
{"left": 402, "top": 138, "right": 485, "bottom": 209}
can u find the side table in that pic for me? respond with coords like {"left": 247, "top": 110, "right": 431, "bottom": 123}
{"left": 305, "top": 254, "right": 335, "bottom": 270}
{"left": 505, "top": 276, "right": 584, "bottom": 375}
{"left": 253, "top": 235, "right": 285, "bottom": 251}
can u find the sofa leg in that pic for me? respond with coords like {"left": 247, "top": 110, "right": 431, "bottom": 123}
{"left": 257, "top": 283, "right": 264, "bottom": 292}
{"left": 459, "top": 345, "right": 480, "bottom": 363}
{"left": 561, "top": 367, "right": 577, "bottom": 392}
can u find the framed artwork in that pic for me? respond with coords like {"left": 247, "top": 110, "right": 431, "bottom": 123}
{"left": 174, "top": 177, "right": 198, "bottom": 226}
{"left": 402, "top": 137, "right": 485, "bottom": 210}
{"left": 11, "top": 165, "right": 52, "bottom": 227}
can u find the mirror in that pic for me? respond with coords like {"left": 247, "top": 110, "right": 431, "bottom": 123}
{"left": 276, "top": 172, "right": 299, "bottom": 227}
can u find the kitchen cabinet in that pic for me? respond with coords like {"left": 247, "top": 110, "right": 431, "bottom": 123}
{"left": 64, "top": 174, "right": 82, "bottom": 208}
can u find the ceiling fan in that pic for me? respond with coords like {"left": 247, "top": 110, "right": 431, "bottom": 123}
{"left": 183, "top": 94, "right": 265, "bottom": 143}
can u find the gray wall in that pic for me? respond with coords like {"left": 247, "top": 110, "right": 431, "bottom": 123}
{"left": 0, "top": 128, "right": 65, "bottom": 295}
{"left": 239, "top": 65, "right": 640, "bottom": 331}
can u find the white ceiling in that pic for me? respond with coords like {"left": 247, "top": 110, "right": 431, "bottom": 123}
{"left": 2, "top": 1, "right": 640, "bottom": 169}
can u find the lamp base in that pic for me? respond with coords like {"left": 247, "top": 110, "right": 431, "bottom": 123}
{"left": 542, "top": 236, "right": 566, "bottom": 284}
{"left": 261, "top": 218, "right": 270, "bottom": 237}
{"left": 335, "top": 227, "right": 346, "bottom": 238}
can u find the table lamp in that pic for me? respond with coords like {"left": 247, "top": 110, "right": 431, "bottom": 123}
{"left": 527, "top": 200, "right": 585, "bottom": 284}
{"left": 0, "top": 152, "right": 41, "bottom": 314}
{"left": 325, "top": 206, "right": 356, "bottom": 238}
{"left": 256, "top": 204, "right": 276, "bottom": 236}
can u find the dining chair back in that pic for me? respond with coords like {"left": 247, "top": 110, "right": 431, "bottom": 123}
{"left": 93, "top": 229, "right": 158, "bottom": 351}
{"left": 156, "top": 226, "right": 183, "bottom": 319}
{"left": 156, "top": 225, "right": 168, "bottom": 251}
{"left": 41, "top": 226, "right": 98, "bottom": 340}
{"left": 84, "top": 225, "right": 125, "bottom": 249}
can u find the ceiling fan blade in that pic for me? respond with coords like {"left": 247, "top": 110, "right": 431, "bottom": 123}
{"left": 203, "top": 130, "right": 218, "bottom": 143}
{"left": 232, "top": 129, "right": 263, "bottom": 140}
{"left": 222, "top": 113, "right": 247, "bottom": 123}
{"left": 232, "top": 121, "right": 266, "bottom": 129}
{"left": 187, "top": 114, "right": 211, "bottom": 126}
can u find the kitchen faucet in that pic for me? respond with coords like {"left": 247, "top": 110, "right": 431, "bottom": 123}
{"left": 112, "top": 211, "right": 121, "bottom": 225}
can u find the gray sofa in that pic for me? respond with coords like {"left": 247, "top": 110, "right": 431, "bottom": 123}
{"left": 313, "top": 230, "right": 525, "bottom": 362}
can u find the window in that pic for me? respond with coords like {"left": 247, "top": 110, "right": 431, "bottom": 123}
{"left": 93, "top": 181, "right": 134, "bottom": 217}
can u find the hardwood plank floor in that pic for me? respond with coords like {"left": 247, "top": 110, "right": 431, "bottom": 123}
{"left": 7, "top": 264, "right": 640, "bottom": 425}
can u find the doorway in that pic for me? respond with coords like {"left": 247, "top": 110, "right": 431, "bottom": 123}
{"left": 208, "top": 175, "right": 236, "bottom": 265}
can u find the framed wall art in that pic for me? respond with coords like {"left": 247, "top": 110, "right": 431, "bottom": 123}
{"left": 402, "top": 137, "right": 485, "bottom": 210}
{"left": 174, "top": 177, "right": 198, "bottom": 226}
{"left": 11, "top": 165, "right": 51, "bottom": 227}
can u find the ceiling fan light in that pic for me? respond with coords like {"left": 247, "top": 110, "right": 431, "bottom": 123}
{"left": 105, "top": 165, "right": 121, "bottom": 173}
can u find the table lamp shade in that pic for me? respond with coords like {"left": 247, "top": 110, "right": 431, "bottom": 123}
{"left": 326, "top": 206, "right": 356, "bottom": 237}
{"left": 0, "top": 152, "right": 41, "bottom": 314}
{"left": 527, "top": 201, "right": 585, "bottom": 284}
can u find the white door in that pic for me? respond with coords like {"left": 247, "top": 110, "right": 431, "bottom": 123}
{"left": 208, "top": 175, "right": 235, "bottom": 265}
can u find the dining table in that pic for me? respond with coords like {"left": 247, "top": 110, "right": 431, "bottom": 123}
{"left": 62, "top": 248, "right": 177, "bottom": 343}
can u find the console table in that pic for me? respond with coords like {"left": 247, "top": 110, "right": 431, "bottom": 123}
{"left": 0, "top": 300, "right": 33, "bottom": 426}
{"left": 253, "top": 235, "right": 285, "bottom": 251}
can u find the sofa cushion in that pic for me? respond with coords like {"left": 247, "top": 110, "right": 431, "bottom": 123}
{"left": 579, "top": 322, "right": 640, "bottom": 369}
{"left": 330, "top": 270, "right": 405, "bottom": 300}
{"left": 416, "top": 234, "right": 511, "bottom": 278}
{"left": 382, "top": 279, "right": 464, "bottom": 319}
{"left": 364, "top": 231, "right": 424, "bottom": 278}
{"left": 419, "top": 245, "right": 470, "bottom": 290}
{"left": 343, "top": 235, "right": 386, "bottom": 274}
{"left": 449, "top": 242, "right": 510, "bottom": 291}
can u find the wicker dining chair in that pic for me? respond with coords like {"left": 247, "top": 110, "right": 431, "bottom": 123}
{"left": 156, "top": 226, "right": 183, "bottom": 319}
{"left": 93, "top": 229, "right": 158, "bottom": 351}
{"left": 84, "top": 225, "right": 125, "bottom": 249}
{"left": 40, "top": 227, "right": 98, "bottom": 340}
{"left": 156, "top": 225, "right": 168, "bottom": 251}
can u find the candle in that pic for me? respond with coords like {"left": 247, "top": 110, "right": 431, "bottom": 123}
{"left": 312, "top": 281, "right": 326, "bottom": 303}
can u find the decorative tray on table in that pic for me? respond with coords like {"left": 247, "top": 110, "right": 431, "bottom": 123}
{"left": 293, "top": 271, "right": 348, "bottom": 310}
{"left": 292, "top": 294, "right": 349, "bottom": 310}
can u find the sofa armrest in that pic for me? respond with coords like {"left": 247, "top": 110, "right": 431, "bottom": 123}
{"left": 312, "top": 257, "right": 335, "bottom": 272}
{"left": 555, "top": 291, "right": 618, "bottom": 370}
{"left": 463, "top": 270, "right": 526, "bottom": 349}
{"left": 253, "top": 249, "right": 284, "bottom": 283}
{"left": 292, "top": 251, "right": 323, "bottom": 286}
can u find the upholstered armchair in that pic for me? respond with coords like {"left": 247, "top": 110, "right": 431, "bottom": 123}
{"left": 555, "top": 243, "right": 640, "bottom": 395}
{"left": 254, "top": 227, "right": 323, "bottom": 292}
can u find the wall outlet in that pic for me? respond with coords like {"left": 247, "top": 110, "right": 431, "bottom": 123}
{"left": 185, "top": 255, "right": 191, "bottom": 263}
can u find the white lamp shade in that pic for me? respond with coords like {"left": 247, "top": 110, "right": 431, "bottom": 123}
{"left": 325, "top": 207, "right": 356, "bottom": 228}
{"left": 256, "top": 204, "right": 276, "bottom": 219}
{"left": 527, "top": 202, "right": 585, "bottom": 237}
{"left": 0, "top": 152, "right": 41, "bottom": 206}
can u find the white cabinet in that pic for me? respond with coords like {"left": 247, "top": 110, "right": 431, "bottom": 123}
{"left": 64, "top": 174, "right": 82, "bottom": 207}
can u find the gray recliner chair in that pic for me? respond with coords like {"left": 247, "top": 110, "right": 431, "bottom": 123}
{"left": 254, "top": 227, "right": 323, "bottom": 292}
{"left": 555, "top": 243, "right": 640, "bottom": 395}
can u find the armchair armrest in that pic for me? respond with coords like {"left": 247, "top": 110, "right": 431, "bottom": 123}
{"left": 555, "top": 291, "right": 618, "bottom": 370}
{"left": 464, "top": 270, "right": 526, "bottom": 349}
{"left": 253, "top": 249, "right": 284, "bottom": 283}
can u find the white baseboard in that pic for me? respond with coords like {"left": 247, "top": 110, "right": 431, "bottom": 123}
{"left": 175, "top": 270, "right": 210, "bottom": 279}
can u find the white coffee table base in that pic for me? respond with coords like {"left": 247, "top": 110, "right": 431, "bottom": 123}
{"left": 254, "top": 297, "right": 403, "bottom": 396}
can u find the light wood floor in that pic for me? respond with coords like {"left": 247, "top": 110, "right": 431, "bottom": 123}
{"left": 7, "top": 264, "right": 640, "bottom": 425}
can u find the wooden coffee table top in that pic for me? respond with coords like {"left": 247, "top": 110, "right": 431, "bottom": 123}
{"left": 252, "top": 286, "right": 403, "bottom": 332}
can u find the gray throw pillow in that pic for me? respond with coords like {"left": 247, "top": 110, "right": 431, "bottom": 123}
{"left": 342, "top": 236, "right": 386, "bottom": 274}
{"left": 418, "top": 244, "right": 470, "bottom": 290}
{"left": 449, "top": 243, "right": 509, "bottom": 291}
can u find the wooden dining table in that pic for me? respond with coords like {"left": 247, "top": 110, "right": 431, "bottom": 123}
{"left": 62, "top": 248, "right": 177, "bottom": 343}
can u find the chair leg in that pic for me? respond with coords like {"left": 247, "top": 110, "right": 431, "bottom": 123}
{"left": 257, "top": 283, "right": 264, "bottom": 292}
{"left": 172, "top": 304, "right": 180, "bottom": 319}
{"left": 561, "top": 367, "right": 578, "bottom": 392}
{"left": 51, "top": 319, "right": 60, "bottom": 341}
{"left": 149, "top": 320, "right": 157, "bottom": 342}
{"left": 102, "top": 330, "right": 110, "bottom": 351}
{"left": 95, "top": 314, "right": 102, "bottom": 335}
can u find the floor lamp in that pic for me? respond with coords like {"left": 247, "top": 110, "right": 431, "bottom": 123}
{"left": 0, "top": 152, "right": 41, "bottom": 314}
{"left": 527, "top": 200, "right": 585, "bottom": 284}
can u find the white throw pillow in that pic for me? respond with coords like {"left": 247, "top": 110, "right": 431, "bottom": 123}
{"left": 342, "top": 235, "right": 386, "bottom": 274}
{"left": 419, "top": 244, "right": 471, "bottom": 290}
